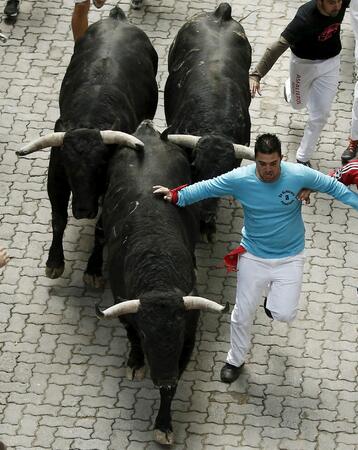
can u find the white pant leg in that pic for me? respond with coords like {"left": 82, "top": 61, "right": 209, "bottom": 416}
{"left": 288, "top": 55, "right": 317, "bottom": 110}
{"left": 227, "top": 254, "right": 270, "bottom": 367}
{"left": 296, "top": 56, "right": 340, "bottom": 162}
{"left": 265, "top": 253, "right": 305, "bottom": 323}
{"left": 350, "top": 0, "right": 358, "bottom": 139}
{"left": 350, "top": 0, "right": 358, "bottom": 60}
{"left": 289, "top": 53, "right": 316, "bottom": 109}
{"left": 351, "top": 81, "right": 358, "bottom": 140}
{"left": 227, "top": 252, "right": 305, "bottom": 367}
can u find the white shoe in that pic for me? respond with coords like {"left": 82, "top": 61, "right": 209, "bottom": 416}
{"left": 284, "top": 79, "right": 291, "bottom": 103}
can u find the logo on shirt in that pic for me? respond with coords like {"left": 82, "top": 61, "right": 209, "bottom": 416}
{"left": 318, "top": 23, "right": 340, "bottom": 42}
{"left": 279, "top": 190, "right": 296, "bottom": 205}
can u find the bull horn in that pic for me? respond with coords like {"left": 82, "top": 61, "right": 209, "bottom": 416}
{"left": 16, "top": 132, "right": 66, "bottom": 156}
{"left": 96, "top": 299, "right": 140, "bottom": 319}
{"left": 100, "top": 130, "right": 144, "bottom": 150}
{"left": 183, "top": 296, "right": 229, "bottom": 313}
{"left": 233, "top": 143, "right": 255, "bottom": 161}
{"left": 167, "top": 134, "right": 201, "bottom": 149}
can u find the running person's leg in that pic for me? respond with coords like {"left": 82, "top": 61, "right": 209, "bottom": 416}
{"left": 72, "top": 0, "right": 90, "bottom": 42}
{"left": 226, "top": 254, "right": 271, "bottom": 369}
{"left": 287, "top": 54, "right": 316, "bottom": 111}
{"left": 296, "top": 55, "right": 340, "bottom": 163}
{"left": 264, "top": 252, "right": 305, "bottom": 323}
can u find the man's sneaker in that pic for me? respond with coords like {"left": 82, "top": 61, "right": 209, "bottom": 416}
{"left": 296, "top": 159, "right": 312, "bottom": 168}
{"left": 220, "top": 362, "right": 245, "bottom": 383}
{"left": 341, "top": 137, "right": 358, "bottom": 164}
{"left": 4, "top": 0, "right": 19, "bottom": 16}
{"left": 283, "top": 79, "right": 291, "bottom": 103}
{"left": 263, "top": 297, "right": 273, "bottom": 319}
{"left": 92, "top": 0, "right": 106, "bottom": 8}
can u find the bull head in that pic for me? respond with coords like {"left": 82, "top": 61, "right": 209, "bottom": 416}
{"left": 96, "top": 296, "right": 229, "bottom": 319}
{"left": 167, "top": 134, "right": 255, "bottom": 161}
{"left": 16, "top": 130, "right": 144, "bottom": 156}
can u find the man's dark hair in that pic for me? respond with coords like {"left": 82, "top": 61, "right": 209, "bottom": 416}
{"left": 254, "top": 133, "right": 282, "bottom": 157}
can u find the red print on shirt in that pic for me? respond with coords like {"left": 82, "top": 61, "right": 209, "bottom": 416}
{"left": 318, "top": 23, "right": 340, "bottom": 41}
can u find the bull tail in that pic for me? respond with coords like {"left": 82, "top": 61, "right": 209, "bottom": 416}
{"left": 213, "top": 3, "right": 232, "bottom": 21}
{"left": 109, "top": 3, "right": 127, "bottom": 20}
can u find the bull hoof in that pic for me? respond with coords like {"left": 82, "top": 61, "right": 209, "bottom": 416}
{"left": 126, "top": 365, "right": 145, "bottom": 381}
{"left": 83, "top": 273, "right": 105, "bottom": 289}
{"left": 130, "top": 0, "right": 143, "bottom": 9}
{"left": 154, "top": 429, "right": 174, "bottom": 446}
{"left": 46, "top": 265, "right": 65, "bottom": 279}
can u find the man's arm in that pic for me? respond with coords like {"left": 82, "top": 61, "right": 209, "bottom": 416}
{"left": 153, "top": 170, "right": 239, "bottom": 207}
{"left": 250, "top": 36, "right": 289, "bottom": 97}
{"left": 303, "top": 169, "right": 358, "bottom": 210}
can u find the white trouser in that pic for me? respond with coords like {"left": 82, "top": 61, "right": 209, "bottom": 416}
{"left": 226, "top": 251, "right": 305, "bottom": 368}
{"left": 288, "top": 54, "right": 340, "bottom": 162}
{"left": 351, "top": 81, "right": 358, "bottom": 140}
{"left": 351, "top": 0, "right": 358, "bottom": 139}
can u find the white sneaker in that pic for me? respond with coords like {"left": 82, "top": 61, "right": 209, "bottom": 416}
{"left": 284, "top": 79, "right": 291, "bottom": 103}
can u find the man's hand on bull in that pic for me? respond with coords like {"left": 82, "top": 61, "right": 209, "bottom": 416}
{"left": 297, "top": 188, "right": 313, "bottom": 205}
{"left": 249, "top": 75, "right": 261, "bottom": 98}
{"left": 153, "top": 185, "right": 173, "bottom": 202}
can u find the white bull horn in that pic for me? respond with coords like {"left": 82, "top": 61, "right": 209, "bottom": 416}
{"left": 183, "top": 296, "right": 229, "bottom": 313}
{"left": 100, "top": 130, "right": 144, "bottom": 149}
{"left": 167, "top": 134, "right": 201, "bottom": 149}
{"left": 17, "top": 132, "right": 66, "bottom": 156}
{"left": 233, "top": 143, "right": 255, "bottom": 161}
{"left": 96, "top": 299, "right": 140, "bottom": 319}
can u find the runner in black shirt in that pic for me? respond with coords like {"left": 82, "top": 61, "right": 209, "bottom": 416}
{"left": 250, "top": 0, "right": 350, "bottom": 166}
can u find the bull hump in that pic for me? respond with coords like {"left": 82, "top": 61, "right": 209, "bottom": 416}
{"left": 213, "top": 3, "right": 232, "bottom": 21}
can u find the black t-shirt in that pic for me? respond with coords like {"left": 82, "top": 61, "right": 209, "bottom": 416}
{"left": 281, "top": 0, "right": 350, "bottom": 60}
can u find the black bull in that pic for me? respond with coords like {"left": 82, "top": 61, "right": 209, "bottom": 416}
{"left": 97, "top": 121, "right": 227, "bottom": 446}
{"left": 16, "top": 6, "right": 158, "bottom": 285}
{"left": 164, "top": 3, "right": 253, "bottom": 241}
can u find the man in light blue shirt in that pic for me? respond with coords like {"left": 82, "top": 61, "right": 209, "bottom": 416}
{"left": 153, "top": 133, "right": 358, "bottom": 383}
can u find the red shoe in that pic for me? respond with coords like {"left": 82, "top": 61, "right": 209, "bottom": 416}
{"left": 341, "top": 137, "right": 358, "bottom": 164}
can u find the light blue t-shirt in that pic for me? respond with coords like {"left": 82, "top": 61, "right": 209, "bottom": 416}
{"left": 177, "top": 161, "right": 358, "bottom": 258}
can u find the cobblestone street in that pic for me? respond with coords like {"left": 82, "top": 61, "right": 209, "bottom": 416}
{"left": 0, "top": 0, "right": 357, "bottom": 448}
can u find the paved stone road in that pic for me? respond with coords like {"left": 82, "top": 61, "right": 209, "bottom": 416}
{"left": 0, "top": 0, "right": 357, "bottom": 448}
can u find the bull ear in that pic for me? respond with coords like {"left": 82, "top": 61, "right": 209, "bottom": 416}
{"left": 160, "top": 128, "right": 169, "bottom": 141}
{"left": 54, "top": 118, "right": 66, "bottom": 132}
